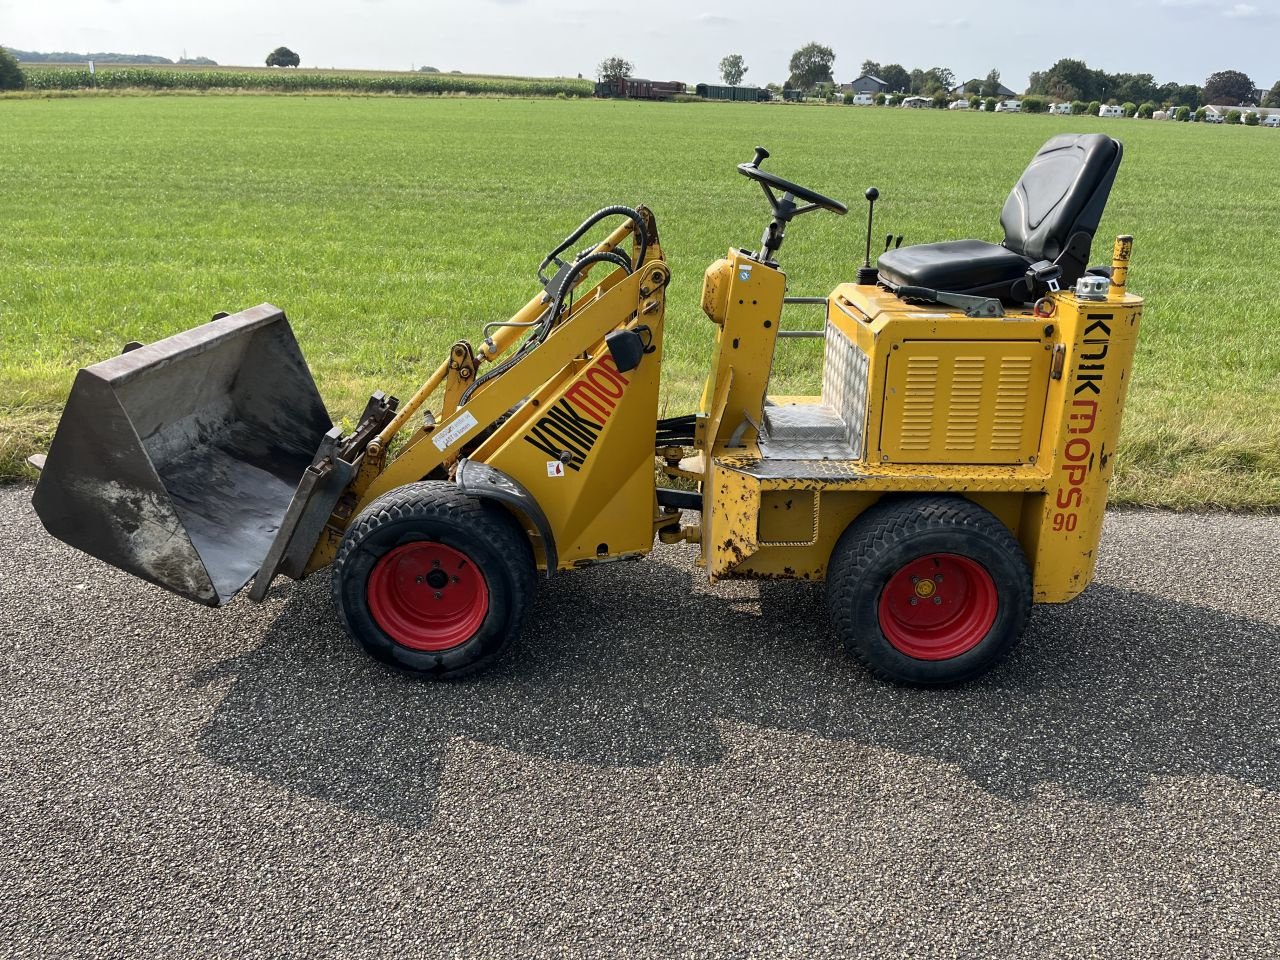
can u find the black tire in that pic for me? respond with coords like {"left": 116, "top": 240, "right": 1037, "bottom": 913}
{"left": 826, "top": 495, "right": 1031, "bottom": 686}
{"left": 332, "top": 481, "right": 536, "bottom": 678}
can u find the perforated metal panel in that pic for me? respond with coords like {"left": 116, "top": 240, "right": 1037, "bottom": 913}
{"left": 879, "top": 341, "right": 1050, "bottom": 464}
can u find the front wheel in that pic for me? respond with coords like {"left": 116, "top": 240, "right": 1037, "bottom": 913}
{"left": 827, "top": 496, "right": 1032, "bottom": 685}
{"left": 332, "top": 481, "right": 535, "bottom": 678}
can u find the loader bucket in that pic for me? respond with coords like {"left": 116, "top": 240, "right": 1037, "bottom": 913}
{"left": 32, "top": 304, "right": 333, "bottom": 606}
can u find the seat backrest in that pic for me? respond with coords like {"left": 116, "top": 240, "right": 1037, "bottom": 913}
{"left": 1001, "top": 134, "right": 1122, "bottom": 268}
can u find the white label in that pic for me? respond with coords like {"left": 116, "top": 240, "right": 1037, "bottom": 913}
{"left": 547, "top": 460, "right": 565, "bottom": 477}
{"left": 432, "top": 410, "right": 479, "bottom": 452}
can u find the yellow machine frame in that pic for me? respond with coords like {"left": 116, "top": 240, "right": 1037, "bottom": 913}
{"left": 300, "top": 215, "right": 1138, "bottom": 608}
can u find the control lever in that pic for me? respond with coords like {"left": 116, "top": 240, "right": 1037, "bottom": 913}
{"left": 857, "top": 187, "right": 880, "bottom": 285}
{"left": 894, "top": 285, "right": 1004, "bottom": 318}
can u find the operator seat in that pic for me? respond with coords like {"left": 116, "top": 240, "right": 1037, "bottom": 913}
{"left": 876, "top": 133, "right": 1123, "bottom": 303}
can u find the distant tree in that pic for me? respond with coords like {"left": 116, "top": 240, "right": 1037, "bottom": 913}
{"left": 980, "top": 69, "right": 1003, "bottom": 98}
{"left": 984, "top": 96, "right": 997, "bottom": 112}
{"left": 964, "top": 78, "right": 981, "bottom": 95}
{"left": 1087, "top": 99, "right": 1101, "bottom": 116}
{"left": 1022, "top": 96, "right": 1046, "bottom": 113}
{"left": 596, "top": 56, "right": 632, "bottom": 83}
{"left": 177, "top": 56, "right": 217, "bottom": 66}
{"left": 0, "top": 46, "right": 24, "bottom": 90}
{"left": 1158, "top": 81, "right": 1201, "bottom": 110}
{"left": 928, "top": 67, "right": 955, "bottom": 92}
{"left": 418, "top": 66, "right": 440, "bottom": 73}
{"left": 1243, "top": 110, "right": 1260, "bottom": 126}
{"left": 879, "top": 64, "right": 910, "bottom": 93}
{"left": 889, "top": 93, "right": 905, "bottom": 106}
{"left": 1071, "top": 100, "right": 1087, "bottom": 115}
{"left": 1050, "top": 80, "right": 1080, "bottom": 102}
{"left": 1121, "top": 101, "right": 1137, "bottom": 117}
{"left": 874, "top": 92, "right": 886, "bottom": 106}
{"left": 1203, "top": 69, "right": 1255, "bottom": 105}
{"left": 969, "top": 94, "right": 980, "bottom": 109}
{"left": 1263, "top": 81, "right": 1280, "bottom": 107}
{"left": 787, "top": 42, "right": 835, "bottom": 91}
{"left": 1225, "top": 109, "right": 1242, "bottom": 124}
{"left": 931, "top": 89, "right": 948, "bottom": 109}
{"left": 860, "top": 59, "right": 881, "bottom": 77}
{"left": 908, "top": 68, "right": 926, "bottom": 94}
{"left": 1112, "top": 73, "right": 1158, "bottom": 106}
{"left": 266, "top": 46, "right": 300, "bottom": 67}
{"left": 1194, "top": 106, "right": 1207, "bottom": 122}
{"left": 1137, "top": 101, "right": 1155, "bottom": 118}
{"left": 1174, "top": 106, "right": 1190, "bottom": 121}
{"left": 719, "top": 54, "right": 747, "bottom": 86}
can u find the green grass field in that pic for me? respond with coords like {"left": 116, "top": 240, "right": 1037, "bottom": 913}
{"left": 2, "top": 96, "right": 1278, "bottom": 507}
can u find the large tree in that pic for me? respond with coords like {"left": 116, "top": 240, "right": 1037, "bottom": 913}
{"left": 788, "top": 42, "right": 835, "bottom": 91}
{"left": 927, "top": 66, "right": 955, "bottom": 92}
{"left": 0, "top": 46, "right": 23, "bottom": 90}
{"left": 266, "top": 46, "right": 300, "bottom": 67}
{"left": 980, "top": 69, "right": 1003, "bottom": 98}
{"left": 1264, "top": 81, "right": 1280, "bottom": 108}
{"left": 1202, "top": 69, "right": 1255, "bottom": 105}
{"left": 860, "top": 59, "right": 881, "bottom": 78}
{"left": 1033, "top": 58, "right": 1096, "bottom": 101}
{"left": 719, "top": 53, "right": 747, "bottom": 86}
{"left": 596, "top": 56, "right": 632, "bottom": 83}
{"left": 879, "top": 63, "right": 910, "bottom": 93}
{"left": 1112, "top": 72, "right": 1158, "bottom": 106}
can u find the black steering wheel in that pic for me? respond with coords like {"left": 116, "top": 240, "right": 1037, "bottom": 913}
{"left": 737, "top": 146, "right": 848, "bottom": 216}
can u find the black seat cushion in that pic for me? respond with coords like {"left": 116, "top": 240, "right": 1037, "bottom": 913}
{"left": 876, "top": 239, "right": 1031, "bottom": 297}
{"left": 874, "top": 134, "right": 1122, "bottom": 303}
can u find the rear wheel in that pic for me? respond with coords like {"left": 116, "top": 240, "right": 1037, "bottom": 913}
{"left": 827, "top": 496, "right": 1031, "bottom": 685}
{"left": 332, "top": 481, "right": 535, "bottom": 678}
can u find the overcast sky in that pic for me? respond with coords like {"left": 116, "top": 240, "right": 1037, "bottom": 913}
{"left": 2, "top": 0, "right": 1275, "bottom": 90}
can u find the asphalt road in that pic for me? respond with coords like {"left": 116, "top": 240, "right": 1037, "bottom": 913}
{"left": 1, "top": 484, "right": 1277, "bottom": 959}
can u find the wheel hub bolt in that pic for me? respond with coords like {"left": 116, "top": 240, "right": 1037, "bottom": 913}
{"left": 434, "top": 591, "right": 443, "bottom": 600}
{"left": 933, "top": 596, "right": 942, "bottom": 605}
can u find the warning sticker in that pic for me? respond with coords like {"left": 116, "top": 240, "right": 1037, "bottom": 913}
{"left": 432, "top": 410, "right": 479, "bottom": 452}
{"left": 547, "top": 460, "right": 565, "bottom": 477}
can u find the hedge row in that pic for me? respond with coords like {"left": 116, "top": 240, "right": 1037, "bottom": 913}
{"left": 20, "top": 67, "right": 595, "bottom": 98}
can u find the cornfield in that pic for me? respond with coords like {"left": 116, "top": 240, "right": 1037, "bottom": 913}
{"left": 20, "top": 66, "right": 594, "bottom": 98}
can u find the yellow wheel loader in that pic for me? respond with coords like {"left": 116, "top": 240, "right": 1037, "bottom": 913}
{"left": 31, "top": 134, "right": 1140, "bottom": 685}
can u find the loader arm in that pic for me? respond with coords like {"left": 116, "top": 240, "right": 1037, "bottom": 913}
{"left": 300, "top": 211, "right": 668, "bottom": 575}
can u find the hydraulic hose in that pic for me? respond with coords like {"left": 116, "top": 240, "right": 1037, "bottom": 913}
{"left": 460, "top": 250, "right": 633, "bottom": 406}
{"left": 538, "top": 206, "right": 649, "bottom": 285}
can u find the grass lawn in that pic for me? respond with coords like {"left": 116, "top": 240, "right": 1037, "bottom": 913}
{"left": 1, "top": 96, "right": 1278, "bottom": 507}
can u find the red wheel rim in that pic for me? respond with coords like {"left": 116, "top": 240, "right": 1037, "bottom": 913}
{"left": 877, "top": 553, "right": 998, "bottom": 661}
{"left": 367, "top": 542, "right": 489, "bottom": 651}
